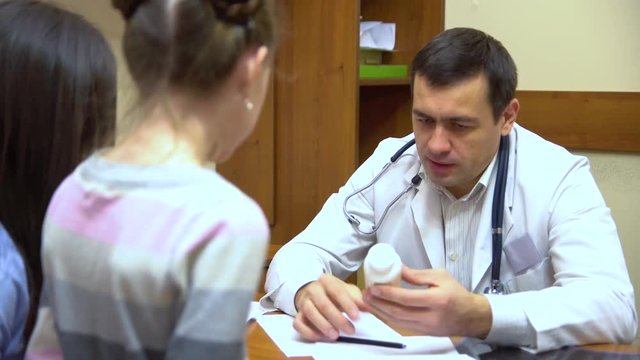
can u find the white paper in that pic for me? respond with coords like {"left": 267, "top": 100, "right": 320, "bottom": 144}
{"left": 360, "top": 21, "right": 396, "bottom": 51}
{"left": 316, "top": 353, "right": 472, "bottom": 360}
{"left": 256, "top": 314, "right": 317, "bottom": 357}
{"left": 246, "top": 301, "right": 277, "bottom": 322}
{"left": 343, "top": 311, "right": 402, "bottom": 340}
{"left": 256, "top": 312, "right": 467, "bottom": 358}
{"left": 256, "top": 312, "right": 403, "bottom": 357}
{"left": 313, "top": 336, "right": 462, "bottom": 359}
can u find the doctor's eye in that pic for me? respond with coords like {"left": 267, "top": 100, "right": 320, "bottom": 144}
{"left": 416, "top": 117, "right": 434, "bottom": 125}
{"left": 449, "top": 120, "right": 475, "bottom": 131}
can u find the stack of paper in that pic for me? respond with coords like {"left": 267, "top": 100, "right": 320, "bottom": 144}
{"left": 256, "top": 312, "right": 473, "bottom": 359}
{"left": 360, "top": 21, "right": 396, "bottom": 51}
{"left": 246, "top": 301, "right": 275, "bottom": 322}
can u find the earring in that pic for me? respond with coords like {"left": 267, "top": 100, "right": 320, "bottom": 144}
{"left": 244, "top": 98, "right": 254, "bottom": 111}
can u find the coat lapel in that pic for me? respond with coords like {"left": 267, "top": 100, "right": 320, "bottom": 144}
{"left": 411, "top": 172, "right": 445, "bottom": 270}
{"left": 471, "top": 185, "right": 495, "bottom": 291}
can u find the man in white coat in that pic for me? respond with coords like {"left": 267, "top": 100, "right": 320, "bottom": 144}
{"left": 262, "top": 27, "right": 637, "bottom": 352}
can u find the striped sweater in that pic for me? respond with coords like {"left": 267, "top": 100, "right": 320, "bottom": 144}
{"left": 26, "top": 155, "right": 269, "bottom": 359}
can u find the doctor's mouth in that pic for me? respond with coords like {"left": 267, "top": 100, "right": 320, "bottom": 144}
{"left": 427, "top": 158, "right": 456, "bottom": 175}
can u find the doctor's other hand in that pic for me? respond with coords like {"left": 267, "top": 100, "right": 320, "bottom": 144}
{"left": 293, "top": 273, "right": 370, "bottom": 341}
{"left": 363, "top": 266, "right": 492, "bottom": 339}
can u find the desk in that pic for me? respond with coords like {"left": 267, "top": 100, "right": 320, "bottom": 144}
{"left": 247, "top": 320, "right": 640, "bottom": 359}
{"left": 247, "top": 321, "right": 295, "bottom": 360}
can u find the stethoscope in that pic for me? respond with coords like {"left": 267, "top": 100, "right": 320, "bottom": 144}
{"left": 343, "top": 135, "right": 510, "bottom": 295}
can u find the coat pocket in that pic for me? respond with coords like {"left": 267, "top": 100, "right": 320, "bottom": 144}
{"left": 505, "top": 257, "right": 554, "bottom": 293}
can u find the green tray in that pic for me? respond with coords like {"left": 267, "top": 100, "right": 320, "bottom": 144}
{"left": 359, "top": 64, "right": 408, "bottom": 79}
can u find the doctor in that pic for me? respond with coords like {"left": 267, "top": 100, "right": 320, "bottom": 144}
{"left": 263, "top": 27, "right": 637, "bottom": 352}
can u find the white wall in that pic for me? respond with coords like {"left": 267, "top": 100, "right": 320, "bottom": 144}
{"left": 51, "top": 0, "right": 133, "bottom": 127}
{"left": 446, "top": 0, "right": 640, "bottom": 341}
{"left": 445, "top": 0, "right": 640, "bottom": 91}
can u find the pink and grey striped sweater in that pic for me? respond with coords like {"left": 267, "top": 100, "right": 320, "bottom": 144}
{"left": 26, "top": 154, "right": 269, "bottom": 359}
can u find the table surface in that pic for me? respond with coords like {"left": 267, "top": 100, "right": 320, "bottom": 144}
{"left": 246, "top": 320, "right": 640, "bottom": 360}
{"left": 248, "top": 321, "right": 289, "bottom": 360}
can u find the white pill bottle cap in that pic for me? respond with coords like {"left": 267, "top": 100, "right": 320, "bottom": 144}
{"left": 364, "top": 243, "right": 402, "bottom": 288}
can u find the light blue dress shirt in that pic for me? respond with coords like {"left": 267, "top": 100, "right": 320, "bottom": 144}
{"left": 0, "top": 223, "right": 29, "bottom": 358}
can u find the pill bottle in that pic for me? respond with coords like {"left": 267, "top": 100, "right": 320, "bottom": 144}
{"left": 364, "top": 243, "right": 402, "bottom": 288}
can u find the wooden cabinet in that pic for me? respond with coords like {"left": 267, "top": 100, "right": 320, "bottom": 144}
{"left": 359, "top": 0, "right": 444, "bottom": 162}
{"left": 219, "top": 1, "right": 444, "bottom": 249}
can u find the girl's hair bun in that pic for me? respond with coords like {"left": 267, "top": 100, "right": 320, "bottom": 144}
{"left": 210, "top": 0, "right": 262, "bottom": 25}
{"left": 112, "top": 0, "right": 147, "bottom": 19}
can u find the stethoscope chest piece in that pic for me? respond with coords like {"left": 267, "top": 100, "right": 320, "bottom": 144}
{"left": 484, "top": 279, "right": 506, "bottom": 295}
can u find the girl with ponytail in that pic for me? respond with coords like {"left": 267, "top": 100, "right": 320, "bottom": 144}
{"left": 26, "top": 0, "right": 277, "bottom": 359}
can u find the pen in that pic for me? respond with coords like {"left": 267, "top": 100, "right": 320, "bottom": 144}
{"left": 335, "top": 336, "right": 406, "bottom": 349}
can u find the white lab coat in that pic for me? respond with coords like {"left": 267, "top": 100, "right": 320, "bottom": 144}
{"left": 263, "top": 124, "right": 637, "bottom": 352}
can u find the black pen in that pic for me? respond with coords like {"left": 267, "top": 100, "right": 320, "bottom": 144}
{"left": 336, "top": 336, "right": 406, "bottom": 349}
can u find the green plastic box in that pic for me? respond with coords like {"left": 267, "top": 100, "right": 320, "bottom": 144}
{"left": 359, "top": 64, "right": 408, "bottom": 79}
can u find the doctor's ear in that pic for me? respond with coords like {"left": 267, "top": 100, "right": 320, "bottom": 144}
{"left": 500, "top": 98, "right": 519, "bottom": 135}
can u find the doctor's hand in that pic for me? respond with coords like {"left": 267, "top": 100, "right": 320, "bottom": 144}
{"left": 293, "top": 274, "right": 370, "bottom": 341}
{"left": 363, "top": 266, "right": 492, "bottom": 339}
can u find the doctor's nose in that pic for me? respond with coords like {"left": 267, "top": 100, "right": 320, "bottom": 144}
{"left": 427, "top": 126, "right": 451, "bottom": 155}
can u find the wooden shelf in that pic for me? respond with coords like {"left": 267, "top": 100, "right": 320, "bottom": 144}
{"left": 360, "top": 77, "right": 411, "bottom": 86}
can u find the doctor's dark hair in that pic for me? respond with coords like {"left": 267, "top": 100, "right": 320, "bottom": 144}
{"left": 0, "top": 0, "right": 116, "bottom": 340}
{"left": 112, "top": 0, "right": 277, "bottom": 103}
{"left": 411, "top": 27, "right": 518, "bottom": 121}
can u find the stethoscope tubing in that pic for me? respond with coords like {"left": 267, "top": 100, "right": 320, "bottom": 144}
{"left": 490, "top": 135, "right": 510, "bottom": 294}
{"left": 342, "top": 139, "right": 418, "bottom": 235}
